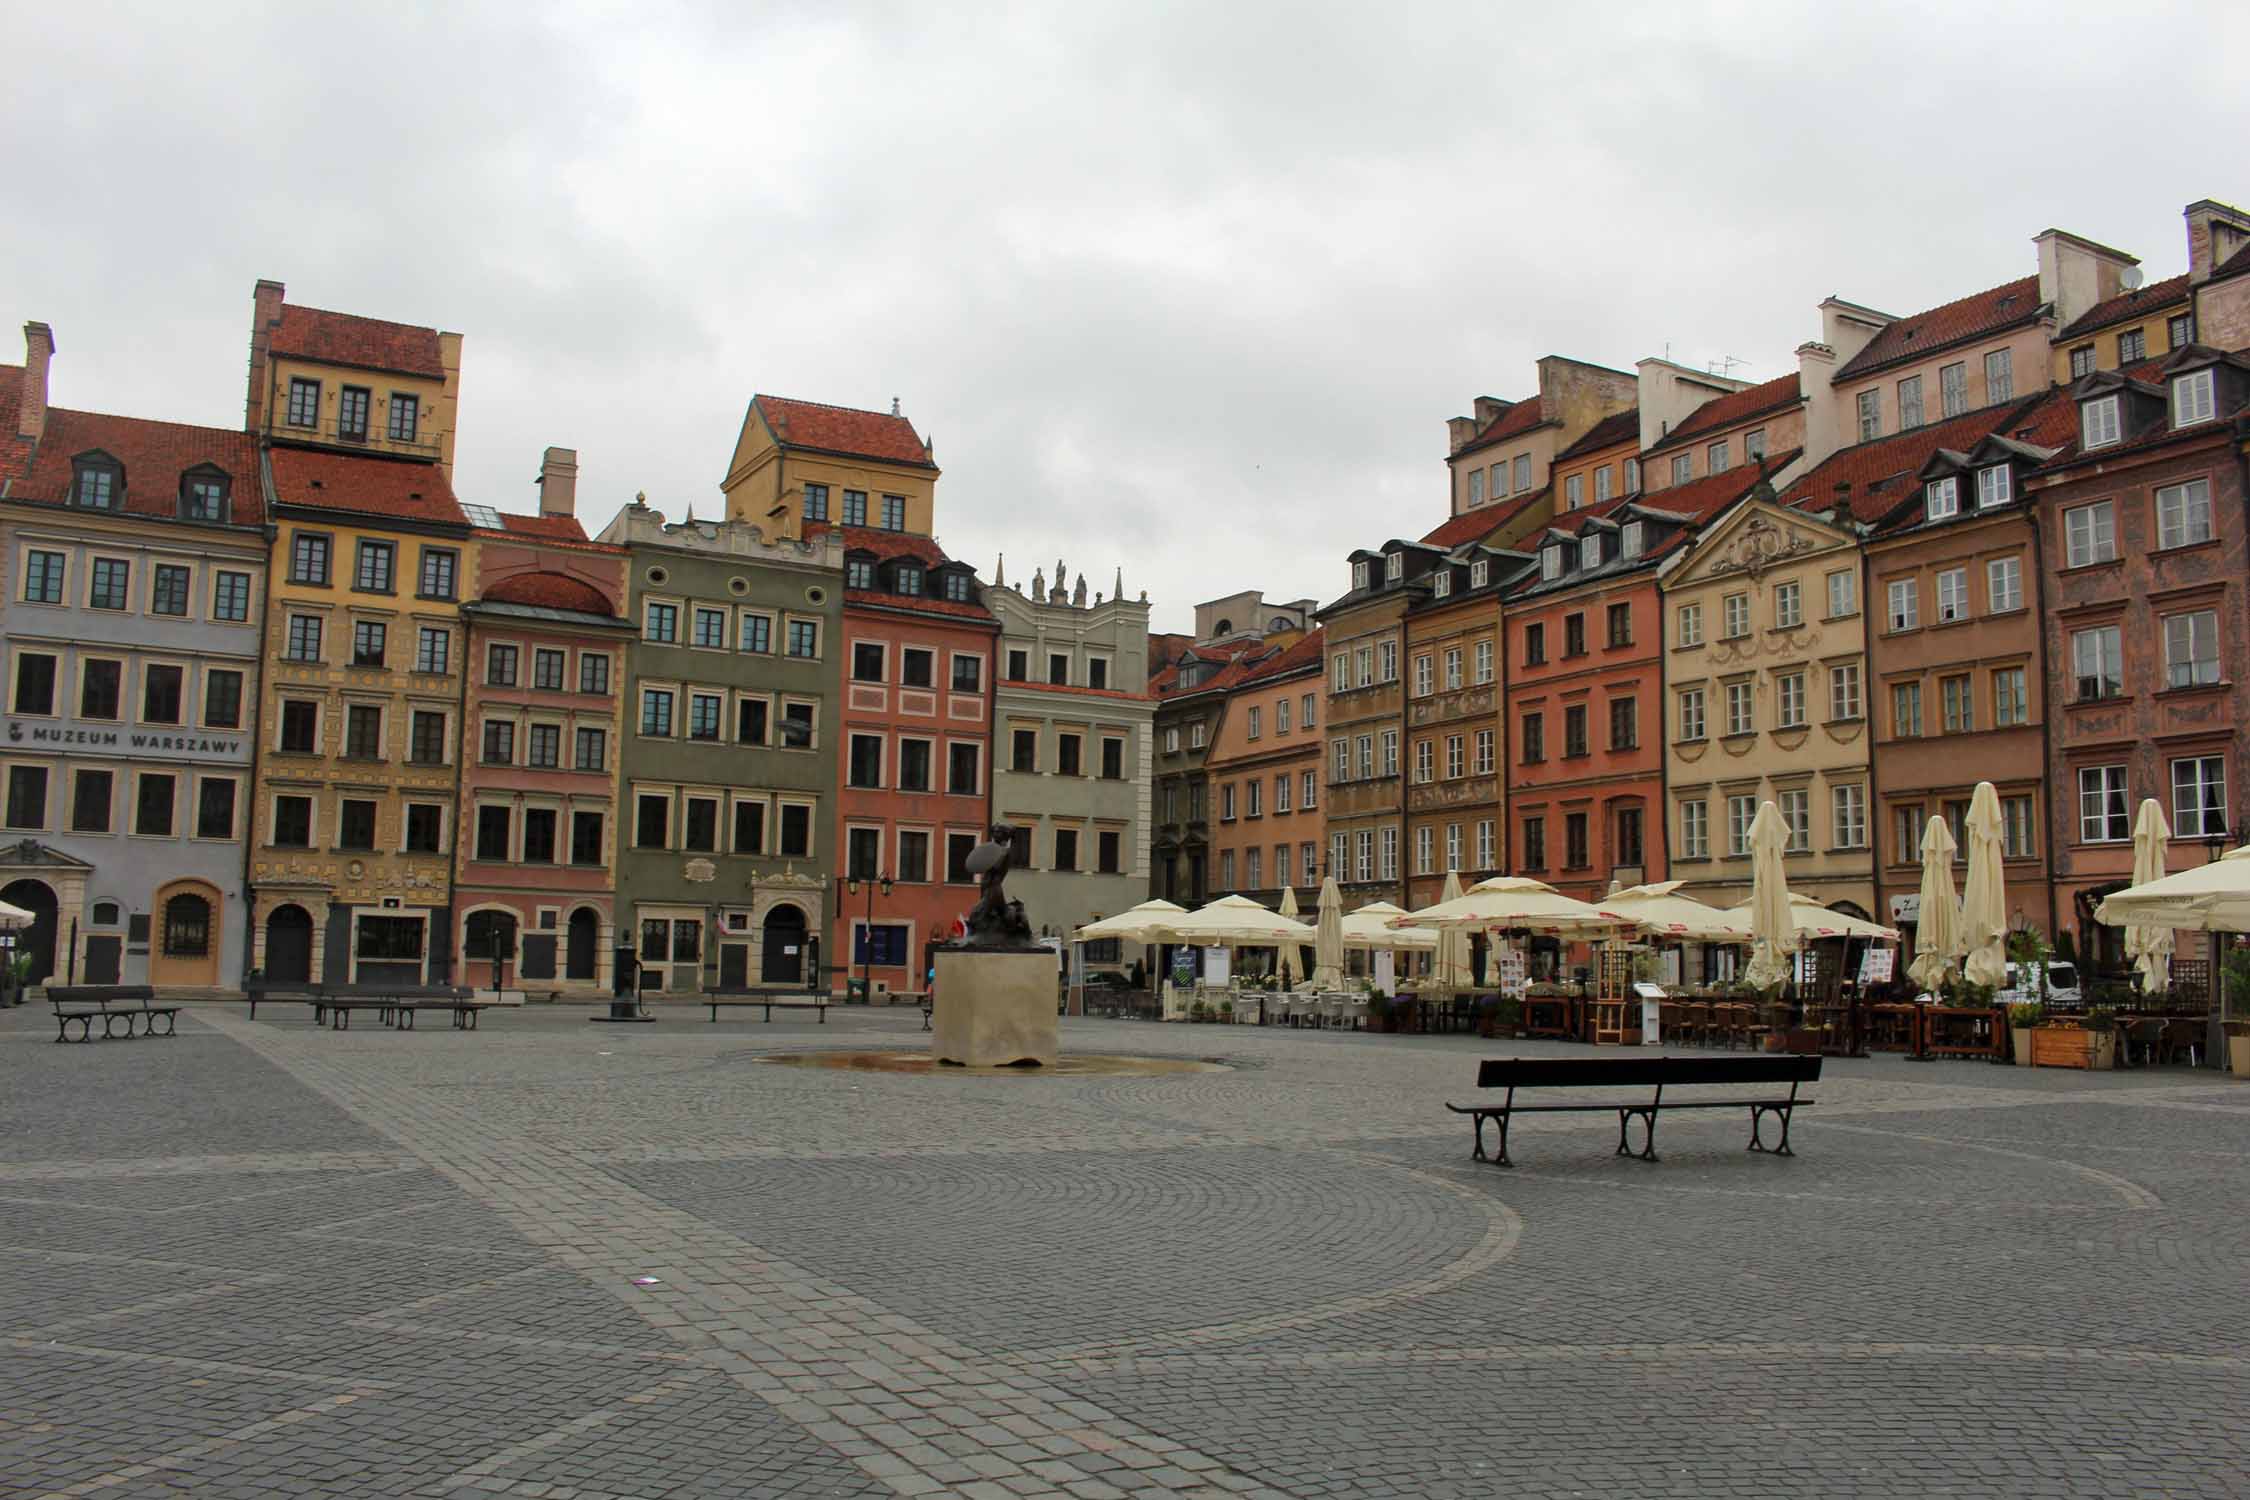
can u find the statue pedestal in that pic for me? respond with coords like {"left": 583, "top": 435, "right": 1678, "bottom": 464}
{"left": 933, "top": 950, "right": 1058, "bottom": 1067}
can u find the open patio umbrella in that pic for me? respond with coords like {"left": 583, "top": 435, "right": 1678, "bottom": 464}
{"left": 1071, "top": 898, "right": 1187, "bottom": 943}
{"left": 1277, "top": 886, "right": 1302, "bottom": 987}
{"left": 2097, "top": 842, "right": 2250, "bottom": 929}
{"left": 1393, "top": 876, "right": 1631, "bottom": 938}
{"left": 1960, "top": 782, "right": 2010, "bottom": 990}
{"left": 2123, "top": 799, "right": 2175, "bottom": 994}
{"left": 0, "top": 900, "right": 32, "bottom": 931}
{"left": 1603, "top": 880, "right": 1753, "bottom": 944}
{"left": 1724, "top": 893, "right": 1902, "bottom": 943}
{"left": 1338, "top": 901, "right": 1439, "bottom": 950}
{"left": 1743, "top": 800, "right": 1798, "bottom": 992}
{"left": 1164, "top": 894, "right": 1315, "bottom": 946}
{"left": 1312, "top": 877, "right": 1346, "bottom": 990}
{"left": 1907, "top": 816, "right": 1963, "bottom": 992}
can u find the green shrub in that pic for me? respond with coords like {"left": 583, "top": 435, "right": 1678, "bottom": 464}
{"left": 2006, "top": 1002, "right": 2045, "bottom": 1027}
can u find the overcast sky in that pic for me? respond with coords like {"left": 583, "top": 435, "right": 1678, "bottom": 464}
{"left": 9, "top": 2, "right": 2247, "bottom": 631}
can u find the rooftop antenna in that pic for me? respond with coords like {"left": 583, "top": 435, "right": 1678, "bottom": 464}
{"left": 1708, "top": 354, "right": 1745, "bottom": 379}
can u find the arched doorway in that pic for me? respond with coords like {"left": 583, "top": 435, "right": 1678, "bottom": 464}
{"left": 1, "top": 879, "right": 59, "bottom": 986}
{"left": 149, "top": 883, "right": 220, "bottom": 988}
{"left": 264, "top": 904, "right": 313, "bottom": 982}
{"left": 566, "top": 908, "right": 599, "bottom": 981}
{"left": 761, "top": 904, "right": 807, "bottom": 985}
{"left": 464, "top": 910, "right": 518, "bottom": 989}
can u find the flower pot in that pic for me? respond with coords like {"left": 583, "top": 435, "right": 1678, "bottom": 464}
{"left": 2229, "top": 1032, "right": 2250, "bottom": 1078}
{"left": 2011, "top": 1026, "right": 2035, "bottom": 1067}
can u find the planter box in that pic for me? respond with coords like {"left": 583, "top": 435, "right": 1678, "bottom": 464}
{"left": 2030, "top": 1027, "right": 2115, "bottom": 1070}
{"left": 2229, "top": 1033, "right": 2250, "bottom": 1079}
{"left": 2011, "top": 1026, "right": 2035, "bottom": 1067}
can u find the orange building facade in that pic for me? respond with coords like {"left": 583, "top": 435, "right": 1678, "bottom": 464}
{"left": 1205, "top": 630, "right": 1324, "bottom": 906}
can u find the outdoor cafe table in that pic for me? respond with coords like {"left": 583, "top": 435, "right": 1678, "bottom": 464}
{"left": 1523, "top": 992, "right": 1584, "bottom": 1041}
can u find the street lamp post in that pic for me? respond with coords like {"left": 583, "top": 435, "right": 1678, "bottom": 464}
{"left": 841, "top": 870, "right": 893, "bottom": 1003}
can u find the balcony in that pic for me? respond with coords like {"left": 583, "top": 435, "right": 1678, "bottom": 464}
{"left": 273, "top": 411, "right": 443, "bottom": 460}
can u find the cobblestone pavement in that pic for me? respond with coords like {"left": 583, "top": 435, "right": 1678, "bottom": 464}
{"left": 2, "top": 1003, "right": 2246, "bottom": 1498}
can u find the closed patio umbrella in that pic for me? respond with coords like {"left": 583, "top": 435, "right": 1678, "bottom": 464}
{"left": 1432, "top": 871, "right": 1473, "bottom": 990}
{"left": 1312, "top": 877, "right": 1345, "bottom": 990}
{"left": 1277, "top": 886, "right": 1302, "bottom": 987}
{"left": 1907, "top": 816, "right": 1963, "bottom": 993}
{"left": 1961, "top": 782, "right": 2010, "bottom": 990}
{"left": 1743, "top": 800, "right": 1798, "bottom": 993}
{"left": 2123, "top": 799, "right": 2174, "bottom": 995}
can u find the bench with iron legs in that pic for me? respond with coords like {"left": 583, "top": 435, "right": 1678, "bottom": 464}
{"left": 47, "top": 986, "right": 181, "bottom": 1044}
{"left": 244, "top": 983, "right": 326, "bottom": 1022}
{"left": 705, "top": 989, "right": 829, "bottom": 1023}
{"left": 1447, "top": 1054, "right": 1821, "bottom": 1167}
{"left": 313, "top": 984, "right": 484, "bottom": 1031}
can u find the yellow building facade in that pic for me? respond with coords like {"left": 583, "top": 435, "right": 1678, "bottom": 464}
{"left": 719, "top": 394, "right": 940, "bottom": 537}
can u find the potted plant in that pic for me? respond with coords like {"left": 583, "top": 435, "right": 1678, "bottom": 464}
{"left": 1189, "top": 998, "right": 1209, "bottom": 1024}
{"left": 2006, "top": 1002, "right": 2043, "bottom": 1067}
{"left": 1218, "top": 999, "right": 1234, "bottom": 1023}
{"left": 1366, "top": 991, "right": 1393, "bottom": 1033}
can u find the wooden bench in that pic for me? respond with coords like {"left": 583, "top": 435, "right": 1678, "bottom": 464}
{"left": 388, "top": 987, "right": 489, "bottom": 1030}
{"left": 1446, "top": 1054, "right": 1821, "bottom": 1167}
{"left": 705, "top": 989, "right": 829, "bottom": 1023}
{"left": 47, "top": 986, "right": 180, "bottom": 1043}
{"left": 316, "top": 984, "right": 487, "bottom": 1031}
{"left": 245, "top": 982, "right": 325, "bottom": 1022}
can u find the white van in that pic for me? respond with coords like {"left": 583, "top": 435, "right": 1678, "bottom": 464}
{"left": 1997, "top": 960, "right": 2080, "bottom": 1009}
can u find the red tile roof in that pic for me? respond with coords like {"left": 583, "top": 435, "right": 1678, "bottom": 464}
{"left": 1005, "top": 677, "right": 1152, "bottom": 703}
{"left": 1419, "top": 486, "right": 1549, "bottom": 549}
{"left": 755, "top": 395, "right": 933, "bottom": 468}
{"left": 807, "top": 520, "right": 954, "bottom": 567}
{"left": 1645, "top": 373, "right": 1801, "bottom": 453}
{"left": 2057, "top": 273, "right": 2191, "bottom": 338}
{"left": 1834, "top": 274, "right": 2042, "bottom": 382}
{"left": 1151, "top": 639, "right": 1266, "bottom": 699}
{"left": 481, "top": 571, "right": 618, "bottom": 614}
{"left": 489, "top": 511, "right": 590, "bottom": 542}
{"left": 0, "top": 363, "right": 28, "bottom": 490}
{"left": 1780, "top": 399, "right": 2048, "bottom": 524}
{"left": 1454, "top": 395, "right": 1548, "bottom": 457}
{"left": 272, "top": 304, "right": 446, "bottom": 379}
{"left": 2033, "top": 354, "right": 2241, "bottom": 474}
{"left": 268, "top": 447, "right": 466, "bottom": 526}
{"left": 5, "top": 403, "right": 262, "bottom": 523}
{"left": 1239, "top": 627, "right": 1326, "bottom": 684}
{"left": 844, "top": 589, "right": 993, "bottom": 623}
{"left": 1553, "top": 408, "right": 1641, "bottom": 462}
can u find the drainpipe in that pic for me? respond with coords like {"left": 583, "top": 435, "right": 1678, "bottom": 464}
{"left": 448, "top": 586, "right": 472, "bottom": 987}
{"left": 1856, "top": 517, "right": 1877, "bottom": 923}
{"left": 2024, "top": 495, "right": 2060, "bottom": 955}
{"left": 241, "top": 506, "right": 278, "bottom": 989}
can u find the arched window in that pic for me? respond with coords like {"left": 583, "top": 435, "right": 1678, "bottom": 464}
{"left": 163, "top": 893, "right": 211, "bottom": 957}
{"left": 92, "top": 901, "right": 122, "bottom": 926}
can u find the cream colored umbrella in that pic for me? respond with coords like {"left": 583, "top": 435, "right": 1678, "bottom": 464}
{"left": 1959, "top": 782, "right": 2009, "bottom": 990}
{"left": 1338, "top": 901, "right": 1439, "bottom": 949}
{"left": 0, "top": 900, "right": 33, "bottom": 931}
{"left": 1907, "top": 816, "right": 1963, "bottom": 992}
{"left": 2097, "top": 843, "right": 2250, "bottom": 929}
{"left": 1432, "top": 871, "right": 1473, "bottom": 990}
{"left": 1723, "top": 893, "right": 1902, "bottom": 943}
{"left": 1393, "top": 876, "right": 1631, "bottom": 938}
{"left": 1603, "top": 881, "right": 1753, "bottom": 944}
{"left": 1312, "top": 877, "right": 1346, "bottom": 990}
{"left": 1742, "top": 800, "right": 1798, "bottom": 992}
{"left": 1071, "top": 899, "right": 1187, "bottom": 943}
{"left": 1276, "top": 886, "right": 1303, "bottom": 987}
{"left": 1164, "top": 895, "right": 1315, "bottom": 946}
{"left": 2123, "top": 798, "right": 2174, "bottom": 993}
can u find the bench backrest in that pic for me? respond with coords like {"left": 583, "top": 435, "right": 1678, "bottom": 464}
{"left": 47, "top": 986, "right": 155, "bottom": 1004}
{"left": 324, "top": 984, "right": 472, "bottom": 1000}
{"left": 1473, "top": 1054, "right": 1821, "bottom": 1089}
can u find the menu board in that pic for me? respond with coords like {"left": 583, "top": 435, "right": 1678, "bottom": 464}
{"left": 1493, "top": 944, "right": 1528, "bottom": 999}
{"left": 1858, "top": 947, "right": 1896, "bottom": 985}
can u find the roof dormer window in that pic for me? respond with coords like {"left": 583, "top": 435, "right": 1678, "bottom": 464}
{"left": 1469, "top": 559, "right": 1489, "bottom": 588}
{"left": 1384, "top": 552, "right": 1404, "bottom": 581}
{"left": 2081, "top": 394, "right": 2121, "bottom": 450}
{"left": 895, "top": 563, "right": 924, "bottom": 596}
{"left": 1620, "top": 521, "right": 1644, "bottom": 559}
{"left": 1540, "top": 546, "right": 1563, "bottom": 582}
{"left": 180, "top": 470, "right": 229, "bottom": 523}
{"left": 942, "top": 571, "right": 973, "bottom": 603}
{"left": 846, "top": 559, "right": 875, "bottom": 589}
{"left": 1352, "top": 560, "right": 1369, "bottom": 591}
{"left": 1432, "top": 572, "right": 1452, "bottom": 599}
{"left": 1975, "top": 465, "right": 2012, "bottom": 509}
{"left": 1579, "top": 534, "right": 1602, "bottom": 571}
{"left": 1924, "top": 475, "right": 1959, "bottom": 521}
{"left": 72, "top": 455, "right": 122, "bottom": 510}
{"left": 2172, "top": 368, "right": 2216, "bottom": 429}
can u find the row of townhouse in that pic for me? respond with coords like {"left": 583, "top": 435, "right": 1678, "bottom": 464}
{"left": 1229, "top": 196, "right": 2250, "bottom": 983}
{"left": 0, "top": 287, "right": 1161, "bottom": 997}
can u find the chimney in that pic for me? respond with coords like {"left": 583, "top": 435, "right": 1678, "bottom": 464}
{"left": 1445, "top": 414, "right": 1481, "bottom": 454}
{"left": 536, "top": 446, "right": 578, "bottom": 518}
{"left": 19, "top": 322, "right": 53, "bottom": 441}
{"left": 244, "top": 279, "right": 283, "bottom": 434}
{"left": 2034, "top": 229, "right": 2134, "bottom": 330}
{"left": 2185, "top": 198, "right": 2250, "bottom": 285}
{"left": 436, "top": 330, "right": 465, "bottom": 481}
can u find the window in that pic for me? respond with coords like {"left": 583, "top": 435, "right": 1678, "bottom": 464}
{"left": 89, "top": 558, "right": 130, "bottom": 610}
{"left": 1437, "top": 647, "right": 1460, "bottom": 690}
{"left": 1445, "top": 733, "right": 1467, "bottom": 778}
{"left": 682, "top": 797, "right": 719, "bottom": 853}
{"left": 141, "top": 664, "right": 183, "bottom": 724}
{"left": 1833, "top": 784, "right": 1867, "bottom": 848}
{"left": 1247, "top": 705, "right": 1264, "bottom": 739}
{"left": 1893, "top": 681, "right": 1923, "bottom": 738}
{"left": 278, "top": 699, "right": 318, "bottom": 753}
{"left": 1987, "top": 557, "right": 2022, "bottom": 613}
{"left": 1054, "top": 828, "right": 1080, "bottom": 873}
{"left": 410, "top": 710, "right": 447, "bottom": 765}
{"left": 481, "top": 719, "right": 516, "bottom": 765}
{"left": 1565, "top": 614, "right": 1586, "bottom": 657}
{"left": 527, "top": 724, "right": 561, "bottom": 768}
{"left": 2157, "top": 478, "right": 2213, "bottom": 548}
{"left": 801, "top": 483, "right": 829, "bottom": 521}
{"left": 1708, "top": 439, "right": 1729, "bottom": 473}
{"left": 1379, "top": 639, "right": 1398, "bottom": 682}
{"left": 787, "top": 620, "right": 819, "bottom": 658}
{"left": 1519, "top": 713, "right": 1544, "bottom": 764}
{"left": 575, "top": 726, "right": 605, "bottom": 770}
{"left": 848, "top": 734, "right": 884, "bottom": 788}
{"left": 352, "top": 620, "right": 386, "bottom": 668}
{"left": 379, "top": 390, "right": 419, "bottom": 443}
{"left": 1624, "top": 458, "right": 1641, "bottom": 494}
{"left": 1442, "top": 822, "right": 1461, "bottom": 873}
{"left": 777, "top": 802, "right": 813, "bottom": 858}
{"left": 1941, "top": 674, "right": 1973, "bottom": 734}
{"left": 1939, "top": 361, "right": 1967, "bottom": 418}
{"left": 2079, "top": 765, "right": 2130, "bottom": 842}
{"left": 881, "top": 494, "right": 907, "bottom": 531}
{"left": 1727, "top": 794, "right": 1757, "bottom": 856}
{"left": 644, "top": 602, "right": 678, "bottom": 643}
{"left": 272, "top": 795, "right": 314, "bottom": 848}
{"left": 476, "top": 805, "right": 512, "bottom": 861}
{"left": 354, "top": 540, "right": 394, "bottom": 593}
{"left": 1986, "top": 348, "right": 2014, "bottom": 404}
{"left": 949, "top": 743, "right": 981, "bottom": 796}
{"left": 1897, "top": 374, "right": 1925, "bottom": 430}
{"left": 1924, "top": 476, "right": 1959, "bottom": 520}
{"left": 1190, "top": 720, "right": 1206, "bottom": 749}
{"left": 1992, "top": 794, "right": 2034, "bottom": 860}
{"left": 2073, "top": 626, "right": 2123, "bottom": 700}
{"left": 337, "top": 386, "right": 371, "bottom": 441}
{"left": 1935, "top": 567, "right": 1968, "bottom": 624}
{"left": 897, "top": 738, "right": 932, "bottom": 791}
{"left": 193, "top": 667, "right": 241, "bottom": 732}
{"left": 1513, "top": 454, "right": 1531, "bottom": 492}
{"left": 413, "top": 547, "right": 457, "bottom": 600}
{"left": 521, "top": 808, "right": 557, "bottom": 865}
{"left": 1679, "top": 800, "right": 1708, "bottom": 860}
{"left": 691, "top": 607, "right": 726, "bottom": 650}
{"left": 485, "top": 643, "right": 519, "bottom": 687}
{"left": 728, "top": 797, "right": 766, "bottom": 855}
{"left": 2081, "top": 395, "right": 2121, "bottom": 449}
{"left": 142, "top": 563, "right": 192, "bottom": 618}
{"left": 1620, "top": 521, "right": 1644, "bottom": 560}
{"left": 68, "top": 455, "right": 119, "bottom": 508}
{"left": 2165, "top": 311, "right": 2196, "bottom": 350}
{"left": 283, "top": 376, "right": 321, "bottom": 427}
{"left": 1671, "top": 452, "right": 1693, "bottom": 486}
{"left": 70, "top": 768, "right": 111, "bottom": 832}
{"left": 1564, "top": 812, "right": 1589, "bottom": 869}
{"left": 899, "top": 648, "right": 934, "bottom": 689}
{"left": 2165, "top": 610, "right": 2221, "bottom": 688}
{"left": 1521, "top": 817, "right": 1546, "bottom": 871}
{"left": 1857, "top": 389, "right": 1881, "bottom": 441}
{"left": 1277, "top": 696, "right": 1292, "bottom": 733}
{"left": 2064, "top": 501, "right": 2116, "bottom": 566}
{"left": 1974, "top": 464, "right": 2013, "bottom": 510}
{"left": 1524, "top": 622, "right": 1547, "bottom": 665}
{"left": 285, "top": 614, "right": 323, "bottom": 662}
{"left": 896, "top": 564, "right": 925, "bottom": 597}
{"left": 1275, "top": 772, "right": 1291, "bottom": 813}
{"left": 1101, "top": 737, "right": 1124, "bottom": 780}
{"left": 1777, "top": 789, "right": 1809, "bottom": 852}
{"left": 1768, "top": 581, "right": 1801, "bottom": 630}
{"left": 129, "top": 773, "right": 176, "bottom": 837}
{"left": 1609, "top": 695, "right": 1638, "bottom": 749}
{"left": 1350, "top": 561, "right": 1369, "bottom": 594}
{"left": 640, "top": 688, "right": 674, "bottom": 736}
{"left": 1676, "top": 603, "right": 1703, "bottom": 647}
{"left": 4, "top": 765, "right": 48, "bottom": 829}
{"left": 1827, "top": 661, "right": 1863, "bottom": 719}
{"left": 845, "top": 558, "right": 875, "bottom": 590}
{"left": 1596, "top": 603, "right": 1628, "bottom": 648}
{"left": 851, "top": 641, "right": 885, "bottom": 683}
{"left": 1414, "top": 738, "right": 1436, "bottom": 783}
{"left": 1993, "top": 667, "right": 2028, "bottom": 727}
{"left": 1468, "top": 468, "right": 1486, "bottom": 507}
{"left": 1725, "top": 681, "right": 1754, "bottom": 736}
{"left": 635, "top": 793, "right": 670, "bottom": 849}
{"left": 951, "top": 654, "right": 982, "bottom": 692}
{"left": 1431, "top": 572, "right": 1453, "bottom": 601}
{"left": 1474, "top": 727, "right": 1495, "bottom": 775}
{"left": 2069, "top": 345, "right": 2095, "bottom": 380}
{"left": 21, "top": 549, "right": 64, "bottom": 605}
{"left": 1564, "top": 473, "right": 1582, "bottom": 509}
{"left": 1888, "top": 579, "right": 1919, "bottom": 631}
{"left": 842, "top": 489, "right": 868, "bottom": 526}
{"left": 1381, "top": 729, "right": 1400, "bottom": 778}
{"left": 557, "top": 809, "right": 600, "bottom": 866}
{"left": 415, "top": 626, "right": 450, "bottom": 675}
{"left": 1058, "top": 734, "right": 1083, "bottom": 777}
{"left": 81, "top": 659, "right": 122, "bottom": 720}
{"left": 1247, "top": 778, "right": 1265, "bottom": 816}
{"left": 1594, "top": 466, "right": 1614, "bottom": 503}
{"left": 1541, "top": 547, "right": 1563, "bottom": 583}
{"left": 1776, "top": 671, "right": 1805, "bottom": 729}
{"left": 1011, "top": 727, "right": 1038, "bottom": 773}
{"left": 11, "top": 652, "right": 54, "bottom": 715}
{"left": 2118, "top": 328, "right": 2146, "bottom": 364}
{"left": 739, "top": 613, "right": 770, "bottom": 653}
{"left": 1677, "top": 688, "right": 1705, "bottom": 741}
{"left": 1722, "top": 593, "right": 1749, "bottom": 639}
{"left": 1356, "top": 733, "right": 1374, "bottom": 779}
